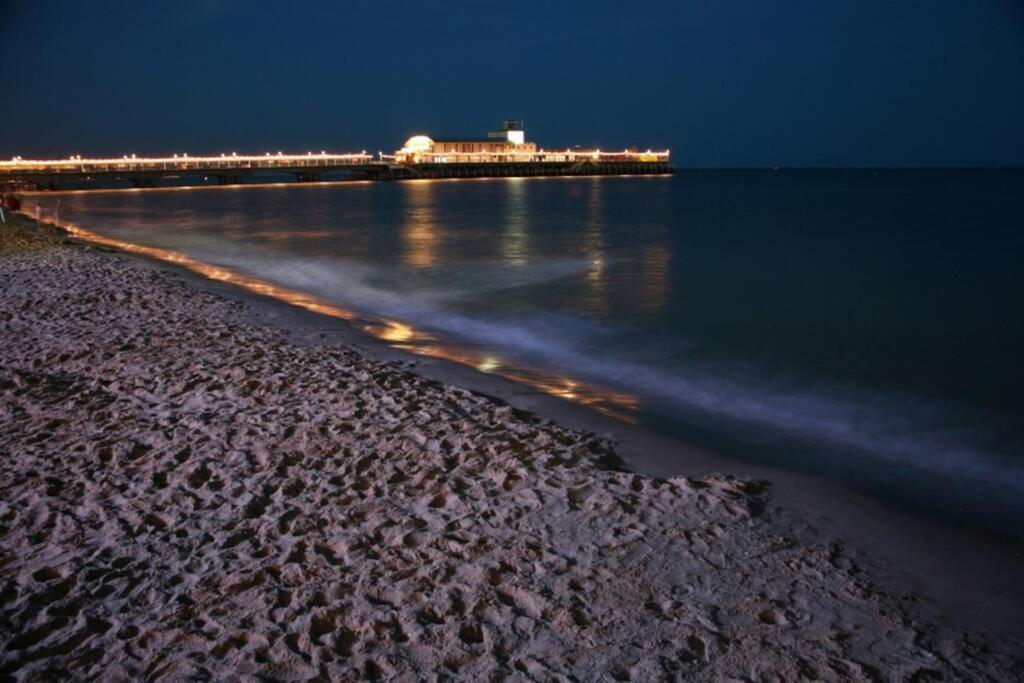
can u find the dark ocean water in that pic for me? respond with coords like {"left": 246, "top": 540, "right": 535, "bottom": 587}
{"left": 27, "top": 170, "right": 1024, "bottom": 534}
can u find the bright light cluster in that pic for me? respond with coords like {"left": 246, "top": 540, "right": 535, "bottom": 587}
{"left": 0, "top": 151, "right": 375, "bottom": 172}
{"left": 1, "top": 146, "right": 671, "bottom": 173}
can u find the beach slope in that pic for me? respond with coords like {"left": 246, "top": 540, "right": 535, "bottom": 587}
{"left": 0, "top": 216, "right": 1018, "bottom": 680}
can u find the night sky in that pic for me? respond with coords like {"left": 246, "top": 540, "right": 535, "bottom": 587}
{"left": 1, "top": 0, "right": 1022, "bottom": 167}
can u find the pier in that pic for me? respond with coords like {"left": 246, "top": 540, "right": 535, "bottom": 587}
{"left": 0, "top": 151, "right": 672, "bottom": 190}
{"left": 367, "top": 159, "right": 672, "bottom": 181}
{"left": 0, "top": 122, "right": 672, "bottom": 190}
{"left": 0, "top": 152, "right": 377, "bottom": 190}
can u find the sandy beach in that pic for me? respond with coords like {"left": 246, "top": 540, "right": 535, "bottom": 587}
{"left": 1, "top": 213, "right": 1021, "bottom": 680}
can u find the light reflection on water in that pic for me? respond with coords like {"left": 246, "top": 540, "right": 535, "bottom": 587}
{"left": 582, "top": 179, "right": 609, "bottom": 316}
{"left": 502, "top": 178, "right": 529, "bottom": 267}
{"left": 403, "top": 182, "right": 440, "bottom": 269}
{"left": 638, "top": 243, "right": 671, "bottom": 315}
{"left": 23, "top": 171, "right": 1024, "bottom": 537}
{"left": 35, "top": 211, "right": 639, "bottom": 422}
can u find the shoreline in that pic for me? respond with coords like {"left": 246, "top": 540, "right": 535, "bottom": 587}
{"left": 173, "top": 245, "right": 1024, "bottom": 641}
{"left": 244, "top": 284, "right": 1024, "bottom": 638}
{"left": 2, "top": 213, "right": 1022, "bottom": 678}
{"left": 29, "top": 211, "right": 1024, "bottom": 635}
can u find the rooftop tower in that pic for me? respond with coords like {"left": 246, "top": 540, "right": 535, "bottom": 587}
{"left": 488, "top": 120, "right": 525, "bottom": 145}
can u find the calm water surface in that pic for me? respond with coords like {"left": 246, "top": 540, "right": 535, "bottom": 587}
{"left": 28, "top": 171, "right": 1024, "bottom": 534}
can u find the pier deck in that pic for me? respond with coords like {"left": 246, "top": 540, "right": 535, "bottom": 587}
{"left": 0, "top": 152, "right": 672, "bottom": 190}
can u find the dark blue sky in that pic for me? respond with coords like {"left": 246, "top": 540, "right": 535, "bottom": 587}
{"left": 1, "top": 0, "right": 1022, "bottom": 167}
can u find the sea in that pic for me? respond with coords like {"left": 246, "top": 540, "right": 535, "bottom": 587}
{"left": 25, "top": 170, "right": 1024, "bottom": 537}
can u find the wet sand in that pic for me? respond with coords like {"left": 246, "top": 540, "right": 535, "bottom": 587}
{"left": 1, "top": 214, "right": 1021, "bottom": 680}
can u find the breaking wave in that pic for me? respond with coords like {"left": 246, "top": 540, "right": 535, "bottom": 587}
{"left": 154, "top": 241, "right": 1024, "bottom": 493}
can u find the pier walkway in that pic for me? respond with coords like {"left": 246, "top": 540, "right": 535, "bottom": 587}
{"left": 0, "top": 150, "right": 672, "bottom": 189}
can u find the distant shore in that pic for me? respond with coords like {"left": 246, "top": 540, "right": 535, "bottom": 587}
{"left": 1, "top": 214, "right": 1021, "bottom": 679}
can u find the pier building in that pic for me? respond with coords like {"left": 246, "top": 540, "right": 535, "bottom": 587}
{"left": 395, "top": 121, "right": 538, "bottom": 163}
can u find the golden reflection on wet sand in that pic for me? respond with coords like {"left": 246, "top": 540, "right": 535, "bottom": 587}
{"left": 31, "top": 212, "right": 638, "bottom": 422}
{"left": 364, "top": 320, "right": 426, "bottom": 344}
{"left": 389, "top": 344, "right": 637, "bottom": 422}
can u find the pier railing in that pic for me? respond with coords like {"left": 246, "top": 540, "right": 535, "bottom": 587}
{"left": 1, "top": 149, "right": 670, "bottom": 176}
{"left": 0, "top": 152, "right": 376, "bottom": 176}
{"left": 1, "top": 148, "right": 672, "bottom": 188}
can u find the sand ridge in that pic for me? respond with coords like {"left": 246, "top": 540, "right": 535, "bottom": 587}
{"left": 0, "top": 219, "right": 1020, "bottom": 680}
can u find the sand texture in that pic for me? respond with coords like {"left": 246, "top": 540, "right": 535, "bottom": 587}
{"left": 0, "top": 218, "right": 1020, "bottom": 680}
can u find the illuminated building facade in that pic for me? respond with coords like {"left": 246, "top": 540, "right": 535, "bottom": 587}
{"left": 395, "top": 120, "right": 538, "bottom": 163}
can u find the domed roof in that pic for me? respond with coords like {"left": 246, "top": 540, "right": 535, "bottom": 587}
{"left": 401, "top": 135, "right": 434, "bottom": 153}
